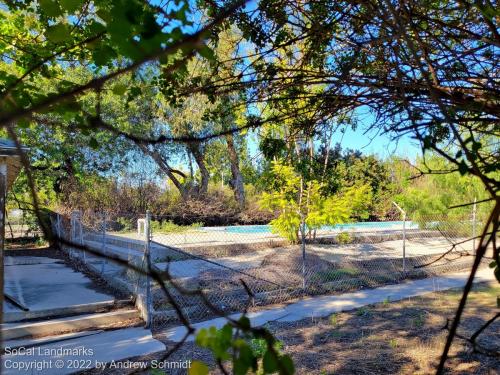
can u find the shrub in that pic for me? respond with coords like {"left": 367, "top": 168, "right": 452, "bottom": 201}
{"left": 312, "top": 267, "right": 360, "bottom": 282}
{"left": 329, "top": 313, "right": 339, "bottom": 326}
{"left": 116, "top": 217, "right": 133, "bottom": 232}
{"left": 337, "top": 231, "right": 353, "bottom": 244}
{"left": 356, "top": 306, "right": 371, "bottom": 317}
{"left": 150, "top": 220, "right": 203, "bottom": 234}
{"left": 259, "top": 161, "right": 372, "bottom": 243}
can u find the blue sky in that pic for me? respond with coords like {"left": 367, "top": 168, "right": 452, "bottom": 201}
{"left": 329, "top": 126, "right": 421, "bottom": 161}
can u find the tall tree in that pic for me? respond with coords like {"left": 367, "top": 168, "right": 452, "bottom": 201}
{"left": 225, "top": 132, "right": 245, "bottom": 207}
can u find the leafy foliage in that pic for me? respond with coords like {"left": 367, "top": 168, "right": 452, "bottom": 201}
{"left": 395, "top": 155, "right": 495, "bottom": 222}
{"left": 195, "top": 318, "right": 294, "bottom": 375}
{"left": 260, "top": 161, "right": 372, "bottom": 243}
{"left": 150, "top": 220, "right": 203, "bottom": 234}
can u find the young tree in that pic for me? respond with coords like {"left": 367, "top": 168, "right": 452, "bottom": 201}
{"left": 260, "top": 161, "right": 371, "bottom": 243}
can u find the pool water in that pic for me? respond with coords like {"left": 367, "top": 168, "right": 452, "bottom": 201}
{"left": 204, "top": 221, "right": 417, "bottom": 234}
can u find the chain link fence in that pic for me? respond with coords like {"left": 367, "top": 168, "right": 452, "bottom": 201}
{"left": 51, "top": 210, "right": 153, "bottom": 325}
{"left": 148, "top": 209, "right": 483, "bottom": 331}
{"left": 51, "top": 203, "right": 489, "bottom": 334}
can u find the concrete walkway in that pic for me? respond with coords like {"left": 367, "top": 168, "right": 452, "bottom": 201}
{"left": 164, "top": 268, "right": 495, "bottom": 342}
{"left": 1, "top": 327, "right": 165, "bottom": 375}
{"left": 4, "top": 256, "right": 115, "bottom": 315}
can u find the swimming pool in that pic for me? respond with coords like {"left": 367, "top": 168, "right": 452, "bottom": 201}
{"left": 203, "top": 221, "right": 417, "bottom": 234}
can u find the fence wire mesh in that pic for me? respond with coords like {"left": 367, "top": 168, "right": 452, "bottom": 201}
{"left": 51, "top": 207, "right": 489, "bottom": 334}
{"left": 147, "top": 210, "right": 485, "bottom": 331}
{"left": 52, "top": 210, "right": 153, "bottom": 323}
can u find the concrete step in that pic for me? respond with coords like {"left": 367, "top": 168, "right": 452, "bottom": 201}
{"left": 3, "top": 299, "right": 134, "bottom": 323}
{"left": 2, "top": 327, "right": 165, "bottom": 375}
{"left": 1, "top": 309, "right": 140, "bottom": 340}
{"left": 3, "top": 330, "right": 103, "bottom": 350}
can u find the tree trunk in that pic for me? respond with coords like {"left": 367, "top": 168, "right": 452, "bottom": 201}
{"left": 187, "top": 149, "right": 194, "bottom": 180}
{"left": 225, "top": 134, "right": 245, "bottom": 208}
{"left": 137, "top": 144, "right": 189, "bottom": 200}
{"left": 188, "top": 143, "right": 209, "bottom": 197}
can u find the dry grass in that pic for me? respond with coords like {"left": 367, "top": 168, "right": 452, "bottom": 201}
{"left": 164, "top": 282, "right": 499, "bottom": 375}
{"left": 267, "top": 282, "right": 499, "bottom": 374}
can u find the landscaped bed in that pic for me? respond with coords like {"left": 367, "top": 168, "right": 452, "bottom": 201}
{"left": 162, "top": 282, "right": 500, "bottom": 374}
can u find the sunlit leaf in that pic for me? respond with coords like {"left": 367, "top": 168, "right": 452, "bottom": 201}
{"left": 188, "top": 360, "right": 208, "bottom": 375}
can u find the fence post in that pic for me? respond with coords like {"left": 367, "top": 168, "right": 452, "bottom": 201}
{"left": 100, "top": 212, "right": 107, "bottom": 274}
{"left": 79, "top": 211, "right": 85, "bottom": 263}
{"left": 392, "top": 202, "right": 406, "bottom": 276}
{"left": 137, "top": 218, "right": 145, "bottom": 236}
{"left": 70, "top": 211, "right": 77, "bottom": 259}
{"left": 144, "top": 211, "right": 152, "bottom": 328}
{"left": 300, "top": 219, "right": 306, "bottom": 291}
{"left": 56, "top": 213, "right": 62, "bottom": 248}
{"left": 472, "top": 197, "right": 477, "bottom": 254}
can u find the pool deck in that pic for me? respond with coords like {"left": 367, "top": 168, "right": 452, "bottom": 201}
{"left": 113, "top": 225, "right": 415, "bottom": 249}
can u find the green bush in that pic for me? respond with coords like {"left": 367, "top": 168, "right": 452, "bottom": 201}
{"left": 337, "top": 231, "right": 353, "bottom": 244}
{"left": 150, "top": 220, "right": 203, "bottom": 234}
{"left": 259, "top": 161, "right": 372, "bottom": 243}
{"left": 116, "top": 217, "right": 133, "bottom": 232}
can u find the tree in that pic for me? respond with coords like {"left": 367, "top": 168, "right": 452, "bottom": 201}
{"left": 396, "top": 154, "right": 495, "bottom": 221}
{"left": 260, "top": 161, "right": 372, "bottom": 243}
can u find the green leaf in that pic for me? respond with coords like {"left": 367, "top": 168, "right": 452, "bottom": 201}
{"left": 59, "top": 0, "right": 83, "bottom": 13}
{"left": 92, "top": 45, "right": 117, "bottom": 66}
{"left": 471, "top": 141, "right": 481, "bottom": 153}
{"left": 220, "top": 324, "right": 233, "bottom": 344}
{"left": 422, "top": 135, "right": 433, "bottom": 150}
{"left": 195, "top": 328, "right": 208, "bottom": 346}
{"left": 39, "top": 0, "right": 63, "bottom": 17}
{"left": 129, "top": 86, "right": 142, "bottom": 97}
{"left": 17, "top": 118, "right": 31, "bottom": 129}
{"left": 89, "top": 138, "right": 99, "bottom": 150}
{"left": 188, "top": 360, "right": 208, "bottom": 375}
{"left": 46, "top": 24, "right": 72, "bottom": 43}
{"left": 489, "top": 261, "right": 497, "bottom": 268}
{"left": 238, "top": 316, "right": 251, "bottom": 330}
{"left": 263, "top": 350, "right": 278, "bottom": 373}
{"left": 198, "top": 44, "right": 215, "bottom": 62}
{"left": 279, "top": 355, "right": 295, "bottom": 375}
{"left": 234, "top": 344, "right": 256, "bottom": 375}
{"left": 112, "top": 84, "right": 127, "bottom": 96}
{"left": 458, "top": 160, "right": 468, "bottom": 175}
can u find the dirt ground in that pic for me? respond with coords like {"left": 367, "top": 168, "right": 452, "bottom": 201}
{"left": 164, "top": 282, "right": 499, "bottom": 375}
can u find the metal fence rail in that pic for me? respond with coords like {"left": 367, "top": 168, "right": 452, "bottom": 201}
{"left": 51, "top": 203, "right": 489, "bottom": 333}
